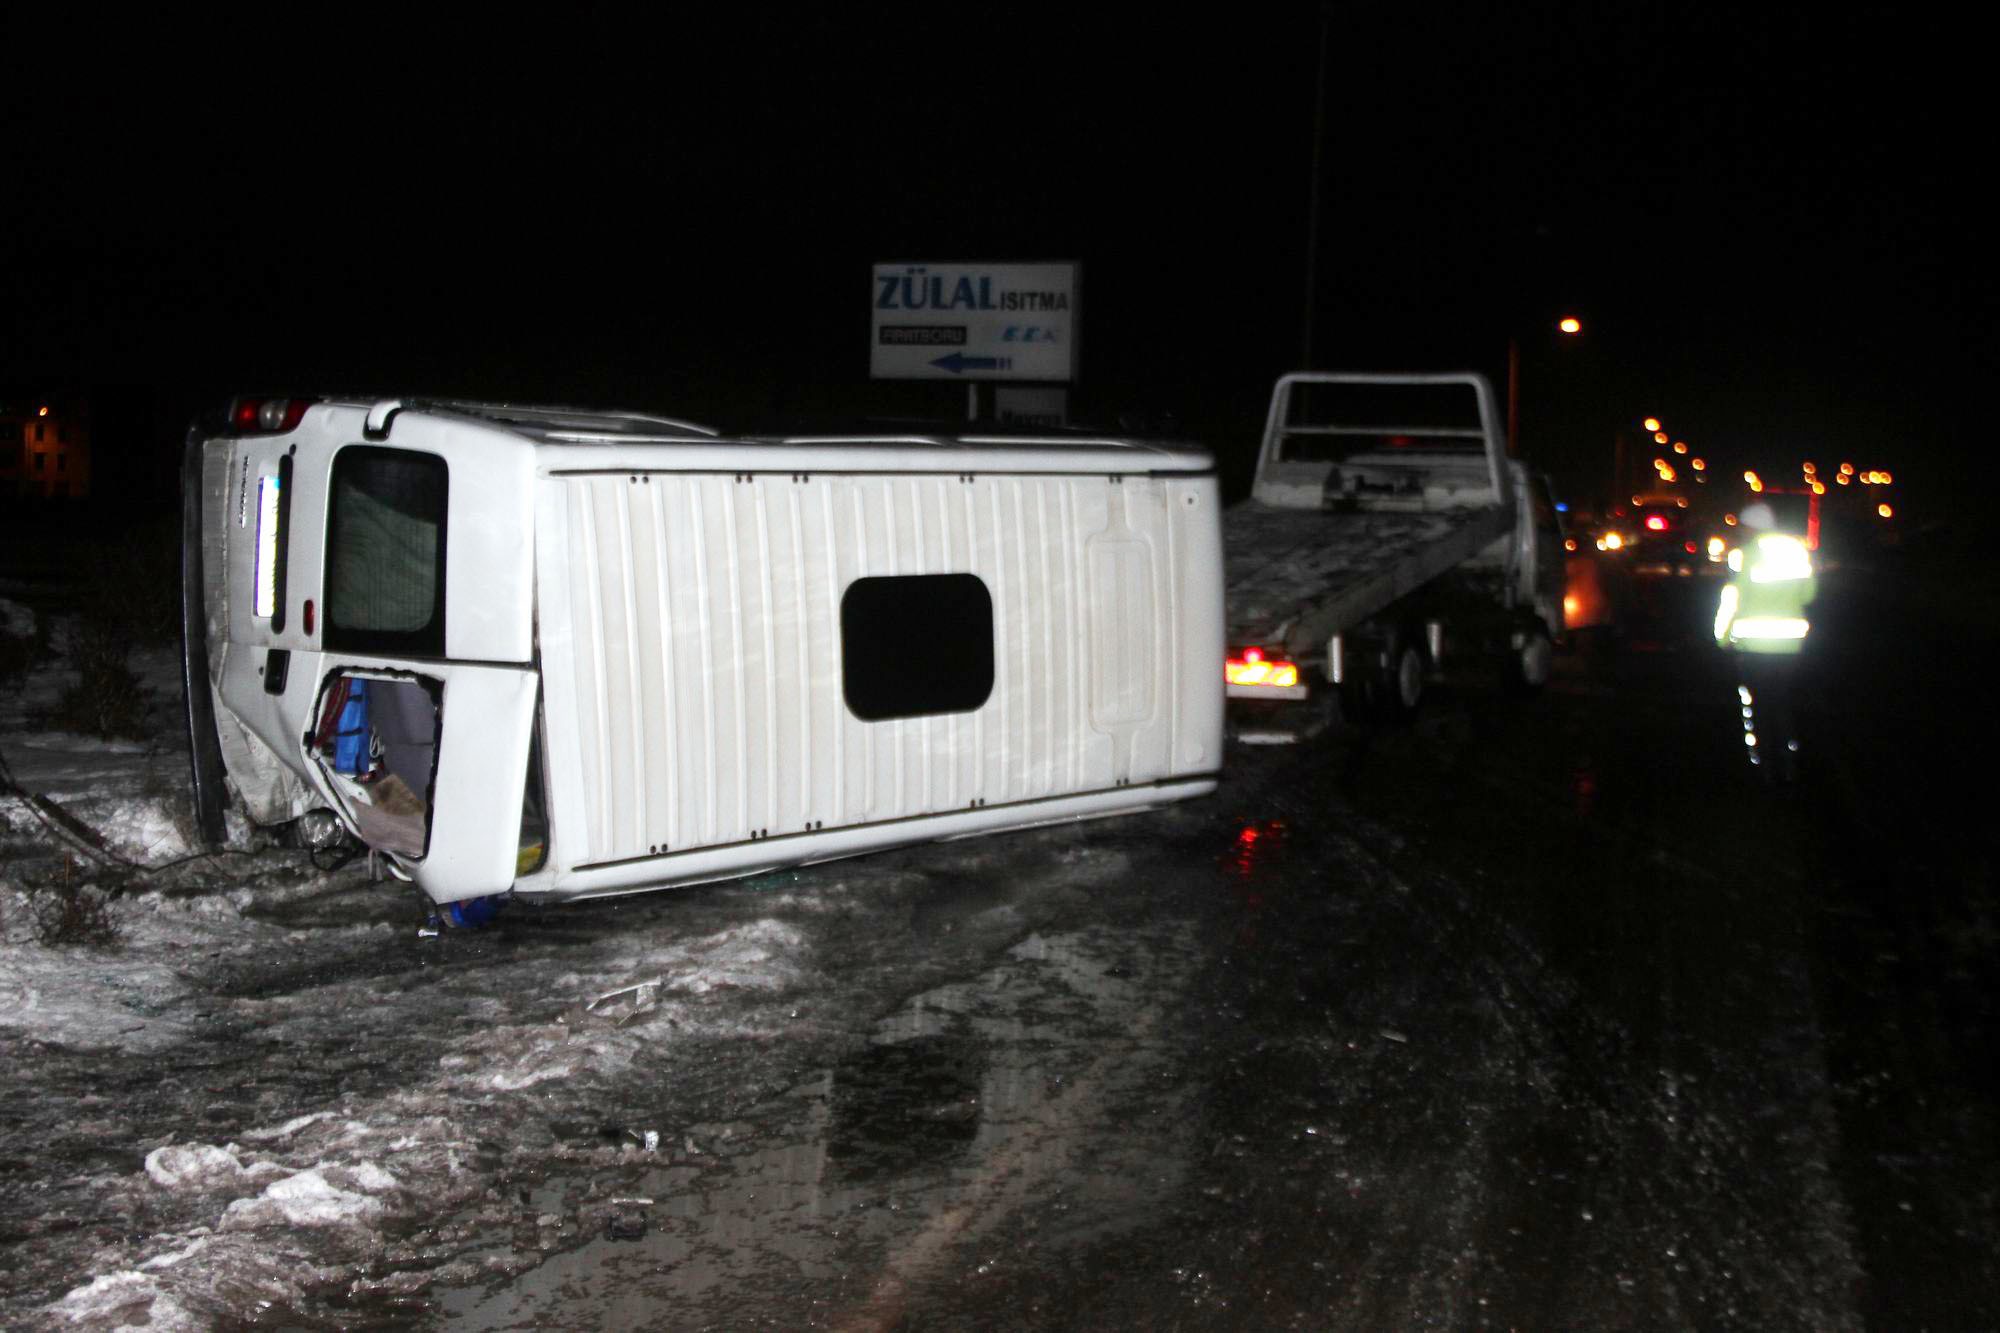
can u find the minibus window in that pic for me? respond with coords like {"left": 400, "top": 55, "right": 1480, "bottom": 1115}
{"left": 324, "top": 447, "right": 448, "bottom": 657}
{"left": 841, "top": 574, "right": 995, "bottom": 721}
{"left": 308, "top": 671, "right": 440, "bottom": 860}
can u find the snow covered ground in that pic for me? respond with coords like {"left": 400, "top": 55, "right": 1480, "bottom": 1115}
{"left": 0, "top": 597, "right": 824, "bottom": 1325}
{"left": 0, "top": 594, "right": 1165, "bottom": 1326}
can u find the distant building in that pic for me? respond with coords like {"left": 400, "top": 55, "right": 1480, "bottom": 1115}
{"left": 0, "top": 399, "right": 92, "bottom": 499}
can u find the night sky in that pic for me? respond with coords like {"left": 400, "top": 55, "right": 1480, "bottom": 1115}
{"left": 4, "top": 8, "right": 1982, "bottom": 517}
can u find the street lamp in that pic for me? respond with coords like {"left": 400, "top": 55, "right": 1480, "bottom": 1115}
{"left": 1506, "top": 314, "right": 1586, "bottom": 456}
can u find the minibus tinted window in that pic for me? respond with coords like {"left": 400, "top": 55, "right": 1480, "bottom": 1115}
{"left": 841, "top": 574, "right": 994, "bottom": 721}
{"left": 325, "top": 447, "right": 448, "bottom": 656}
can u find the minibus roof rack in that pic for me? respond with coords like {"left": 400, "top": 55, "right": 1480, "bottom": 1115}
{"left": 410, "top": 400, "right": 722, "bottom": 438}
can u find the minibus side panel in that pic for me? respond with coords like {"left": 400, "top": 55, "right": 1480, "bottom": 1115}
{"left": 534, "top": 470, "right": 1222, "bottom": 881}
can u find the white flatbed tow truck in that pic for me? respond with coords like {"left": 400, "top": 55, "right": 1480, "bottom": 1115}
{"left": 1222, "top": 372, "right": 1566, "bottom": 738}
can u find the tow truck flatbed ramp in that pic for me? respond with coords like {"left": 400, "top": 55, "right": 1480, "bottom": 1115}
{"left": 1223, "top": 501, "right": 1512, "bottom": 650}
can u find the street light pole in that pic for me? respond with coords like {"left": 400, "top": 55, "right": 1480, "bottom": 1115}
{"left": 1506, "top": 336, "right": 1520, "bottom": 457}
{"left": 1299, "top": 4, "right": 1330, "bottom": 368}
{"left": 1509, "top": 316, "right": 1581, "bottom": 459}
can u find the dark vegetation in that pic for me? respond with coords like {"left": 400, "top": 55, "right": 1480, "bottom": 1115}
{"left": 17, "top": 856, "right": 122, "bottom": 948}
{"left": 49, "top": 517, "right": 178, "bottom": 741}
{"left": 0, "top": 604, "right": 46, "bottom": 685}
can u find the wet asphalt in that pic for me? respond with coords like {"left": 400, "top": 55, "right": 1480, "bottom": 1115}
{"left": 414, "top": 541, "right": 1995, "bottom": 1328}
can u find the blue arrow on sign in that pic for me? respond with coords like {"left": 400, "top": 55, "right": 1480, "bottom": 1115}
{"left": 929, "top": 353, "right": 1014, "bottom": 374}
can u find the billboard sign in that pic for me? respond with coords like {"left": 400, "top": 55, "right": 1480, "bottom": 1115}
{"left": 871, "top": 262, "right": 1078, "bottom": 382}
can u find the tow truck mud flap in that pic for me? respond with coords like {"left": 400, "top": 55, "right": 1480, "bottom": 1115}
{"left": 1227, "top": 693, "right": 1337, "bottom": 745}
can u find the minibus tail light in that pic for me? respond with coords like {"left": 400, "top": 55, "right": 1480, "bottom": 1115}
{"left": 227, "top": 397, "right": 313, "bottom": 435}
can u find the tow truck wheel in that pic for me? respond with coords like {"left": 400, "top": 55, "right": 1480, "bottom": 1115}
{"left": 1339, "top": 637, "right": 1424, "bottom": 724}
{"left": 1387, "top": 641, "right": 1426, "bottom": 718}
{"left": 1505, "top": 619, "right": 1554, "bottom": 696}
{"left": 1337, "top": 674, "right": 1380, "bottom": 725}
{"left": 1335, "top": 639, "right": 1385, "bottom": 724}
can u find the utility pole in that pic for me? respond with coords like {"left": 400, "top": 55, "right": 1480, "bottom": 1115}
{"left": 1510, "top": 315, "right": 1583, "bottom": 464}
{"left": 1506, "top": 337, "right": 1520, "bottom": 457}
{"left": 1299, "top": 4, "right": 1331, "bottom": 369}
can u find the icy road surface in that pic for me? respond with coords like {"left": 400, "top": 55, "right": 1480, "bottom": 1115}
{"left": 4, "top": 557, "right": 1995, "bottom": 1327}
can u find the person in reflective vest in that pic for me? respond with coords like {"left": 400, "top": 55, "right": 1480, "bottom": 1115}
{"left": 1714, "top": 502, "right": 1817, "bottom": 654}
{"left": 1716, "top": 501, "right": 1816, "bottom": 777}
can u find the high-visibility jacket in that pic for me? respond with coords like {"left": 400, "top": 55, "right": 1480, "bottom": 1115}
{"left": 1714, "top": 532, "right": 1817, "bottom": 654}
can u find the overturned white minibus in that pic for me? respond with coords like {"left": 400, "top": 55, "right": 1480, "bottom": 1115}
{"left": 181, "top": 397, "right": 1224, "bottom": 908}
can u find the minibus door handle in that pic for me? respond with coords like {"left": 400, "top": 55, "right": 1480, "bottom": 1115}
{"left": 264, "top": 649, "right": 290, "bottom": 695}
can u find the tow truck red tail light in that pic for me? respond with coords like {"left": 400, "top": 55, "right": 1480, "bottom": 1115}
{"left": 225, "top": 397, "right": 313, "bottom": 435}
{"left": 1226, "top": 648, "right": 1300, "bottom": 690}
{"left": 1645, "top": 514, "right": 1667, "bottom": 531}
